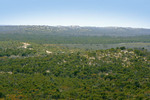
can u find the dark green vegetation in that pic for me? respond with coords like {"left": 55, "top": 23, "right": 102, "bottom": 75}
{"left": 0, "top": 26, "right": 150, "bottom": 99}
{"left": 0, "top": 25, "right": 150, "bottom": 45}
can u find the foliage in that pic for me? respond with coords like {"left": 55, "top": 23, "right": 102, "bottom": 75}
{"left": 0, "top": 42, "right": 150, "bottom": 99}
{"left": 0, "top": 26, "right": 150, "bottom": 99}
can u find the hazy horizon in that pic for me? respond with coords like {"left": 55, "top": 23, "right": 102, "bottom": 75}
{"left": 1, "top": 25, "right": 150, "bottom": 29}
{"left": 0, "top": 0, "right": 150, "bottom": 28}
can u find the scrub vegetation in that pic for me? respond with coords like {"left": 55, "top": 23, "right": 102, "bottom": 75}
{"left": 0, "top": 26, "right": 150, "bottom": 99}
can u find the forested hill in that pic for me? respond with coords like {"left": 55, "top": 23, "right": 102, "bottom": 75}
{"left": 0, "top": 25, "right": 150, "bottom": 37}
{"left": 0, "top": 40, "right": 150, "bottom": 99}
{"left": 0, "top": 26, "right": 150, "bottom": 99}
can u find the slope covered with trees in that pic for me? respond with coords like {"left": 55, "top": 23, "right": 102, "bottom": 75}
{"left": 0, "top": 26, "right": 150, "bottom": 99}
{"left": 0, "top": 41, "right": 150, "bottom": 99}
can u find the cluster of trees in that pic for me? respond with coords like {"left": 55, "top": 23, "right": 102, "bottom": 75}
{"left": 0, "top": 48, "right": 37, "bottom": 57}
{"left": 0, "top": 45, "right": 150, "bottom": 99}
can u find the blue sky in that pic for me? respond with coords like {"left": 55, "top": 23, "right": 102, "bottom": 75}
{"left": 0, "top": 0, "right": 150, "bottom": 28}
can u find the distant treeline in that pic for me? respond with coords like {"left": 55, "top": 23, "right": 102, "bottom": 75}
{"left": 0, "top": 33, "right": 150, "bottom": 44}
{"left": 0, "top": 25, "right": 150, "bottom": 37}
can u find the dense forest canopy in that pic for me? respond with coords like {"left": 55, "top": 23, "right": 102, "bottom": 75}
{"left": 0, "top": 26, "right": 150, "bottom": 99}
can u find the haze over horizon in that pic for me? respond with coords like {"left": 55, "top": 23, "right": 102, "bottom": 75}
{"left": 0, "top": 0, "right": 150, "bottom": 28}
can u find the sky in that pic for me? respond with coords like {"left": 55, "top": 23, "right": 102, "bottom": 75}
{"left": 0, "top": 0, "right": 150, "bottom": 28}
